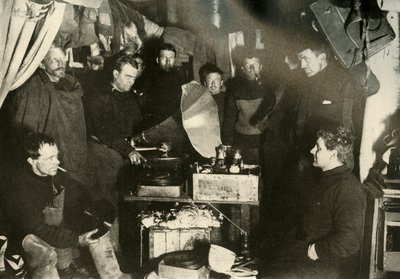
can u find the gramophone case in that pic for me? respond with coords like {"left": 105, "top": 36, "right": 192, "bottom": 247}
{"left": 192, "top": 168, "right": 261, "bottom": 203}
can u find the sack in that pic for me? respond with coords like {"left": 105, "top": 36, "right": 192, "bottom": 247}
{"left": 310, "top": 0, "right": 396, "bottom": 68}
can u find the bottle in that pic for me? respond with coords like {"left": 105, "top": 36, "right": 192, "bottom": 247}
{"left": 388, "top": 148, "right": 400, "bottom": 178}
{"left": 229, "top": 149, "right": 242, "bottom": 174}
{"left": 193, "top": 162, "right": 200, "bottom": 173}
{"left": 213, "top": 145, "right": 227, "bottom": 174}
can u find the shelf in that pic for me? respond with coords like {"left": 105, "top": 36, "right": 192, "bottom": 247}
{"left": 382, "top": 189, "right": 400, "bottom": 197}
{"left": 124, "top": 193, "right": 193, "bottom": 203}
{"left": 124, "top": 192, "right": 259, "bottom": 205}
{"left": 384, "top": 177, "right": 400, "bottom": 184}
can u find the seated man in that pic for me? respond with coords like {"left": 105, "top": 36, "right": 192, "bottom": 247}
{"left": 6, "top": 132, "right": 99, "bottom": 277}
{"left": 84, "top": 54, "right": 144, "bottom": 204}
{"left": 260, "top": 126, "right": 366, "bottom": 279}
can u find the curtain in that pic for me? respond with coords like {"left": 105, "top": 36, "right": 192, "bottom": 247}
{"left": 359, "top": 13, "right": 400, "bottom": 181}
{"left": 0, "top": 0, "right": 66, "bottom": 108}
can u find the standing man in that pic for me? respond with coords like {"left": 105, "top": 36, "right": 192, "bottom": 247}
{"left": 294, "top": 34, "right": 380, "bottom": 173}
{"left": 222, "top": 47, "right": 276, "bottom": 164}
{"left": 144, "top": 43, "right": 187, "bottom": 128}
{"left": 222, "top": 48, "right": 275, "bottom": 247}
{"left": 6, "top": 133, "right": 98, "bottom": 278}
{"left": 85, "top": 54, "right": 144, "bottom": 204}
{"left": 199, "top": 63, "right": 225, "bottom": 128}
{"left": 10, "top": 46, "right": 89, "bottom": 186}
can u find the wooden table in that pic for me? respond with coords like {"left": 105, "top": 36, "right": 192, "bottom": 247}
{"left": 122, "top": 190, "right": 260, "bottom": 268}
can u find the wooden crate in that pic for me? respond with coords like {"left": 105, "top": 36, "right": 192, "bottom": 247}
{"left": 192, "top": 169, "right": 261, "bottom": 203}
{"left": 383, "top": 211, "right": 400, "bottom": 271}
{"left": 384, "top": 252, "right": 400, "bottom": 272}
{"left": 149, "top": 227, "right": 211, "bottom": 259}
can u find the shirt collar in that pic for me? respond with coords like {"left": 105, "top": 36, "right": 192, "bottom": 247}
{"left": 322, "top": 165, "right": 350, "bottom": 177}
{"left": 111, "top": 83, "right": 121, "bottom": 93}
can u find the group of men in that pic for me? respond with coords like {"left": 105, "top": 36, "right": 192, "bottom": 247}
{"left": 0, "top": 25, "right": 381, "bottom": 278}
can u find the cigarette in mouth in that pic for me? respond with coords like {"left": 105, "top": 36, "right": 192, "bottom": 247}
{"left": 57, "top": 166, "right": 67, "bottom": 172}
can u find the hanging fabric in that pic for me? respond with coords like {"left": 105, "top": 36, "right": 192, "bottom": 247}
{"left": 60, "top": 0, "right": 103, "bottom": 9}
{"left": 0, "top": 0, "right": 66, "bottom": 108}
{"left": 54, "top": 4, "right": 98, "bottom": 49}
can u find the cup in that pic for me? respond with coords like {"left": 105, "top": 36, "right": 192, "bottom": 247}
{"left": 208, "top": 244, "right": 236, "bottom": 273}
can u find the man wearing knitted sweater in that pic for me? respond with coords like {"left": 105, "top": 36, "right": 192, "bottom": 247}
{"left": 222, "top": 47, "right": 276, "bottom": 164}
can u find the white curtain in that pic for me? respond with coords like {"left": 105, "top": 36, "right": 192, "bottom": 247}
{"left": 0, "top": 0, "right": 66, "bottom": 108}
{"left": 360, "top": 12, "right": 400, "bottom": 181}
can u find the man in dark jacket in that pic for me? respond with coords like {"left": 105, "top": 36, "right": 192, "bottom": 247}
{"left": 84, "top": 54, "right": 144, "bottom": 204}
{"left": 6, "top": 133, "right": 98, "bottom": 276}
{"left": 294, "top": 35, "right": 380, "bottom": 171}
{"left": 9, "top": 46, "right": 89, "bottom": 186}
{"left": 260, "top": 126, "right": 366, "bottom": 279}
{"left": 143, "top": 43, "right": 187, "bottom": 128}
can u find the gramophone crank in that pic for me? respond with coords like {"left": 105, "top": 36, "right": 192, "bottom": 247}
{"left": 134, "top": 142, "right": 171, "bottom": 153}
{"left": 129, "top": 138, "right": 171, "bottom": 165}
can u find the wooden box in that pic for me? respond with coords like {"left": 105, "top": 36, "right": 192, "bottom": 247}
{"left": 383, "top": 211, "right": 400, "bottom": 272}
{"left": 158, "top": 260, "right": 209, "bottom": 279}
{"left": 384, "top": 252, "right": 400, "bottom": 272}
{"left": 192, "top": 170, "right": 261, "bottom": 203}
{"left": 149, "top": 227, "right": 211, "bottom": 259}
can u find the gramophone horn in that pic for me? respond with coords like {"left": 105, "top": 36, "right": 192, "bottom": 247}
{"left": 132, "top": 82, "right": 222, "bottom": 157}
{"left": 181, "top": 82, "right": 222, "bottom": 158}
{"left": 133, "top": 109, "right": 187, "bottom": 150}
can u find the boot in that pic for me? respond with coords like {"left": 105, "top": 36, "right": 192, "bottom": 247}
{"left": 89, "top": 231, "right": 131, "bottom": 279}
{"left": 22, "top": 234, "right": 59, "bottom": 279}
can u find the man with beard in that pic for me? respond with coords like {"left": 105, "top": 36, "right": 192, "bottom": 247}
{"left": 9, "top": 46, "right": 89, "bottom": 186}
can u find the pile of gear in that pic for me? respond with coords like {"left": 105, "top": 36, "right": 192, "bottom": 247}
{"left": 139, "top": 205, "right": 222, "bottom": 229}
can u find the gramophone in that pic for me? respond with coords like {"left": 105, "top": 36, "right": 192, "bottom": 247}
{"left": 132, "top": 82, "right": 221, "bottom": 198}
{"left": 135, "top": 148, "right": 189, "bottom": 198}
